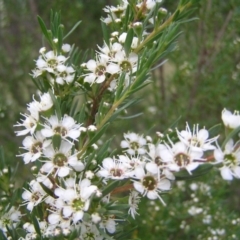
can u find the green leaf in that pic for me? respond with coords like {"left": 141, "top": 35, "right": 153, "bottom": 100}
{"left": 175, "top": 164, "right": 213, "bottom": 180}
{"left": 95, "top": 138, "right": 113, "bottom": 164}
{"left": 221, "top": 125, "right": 240, "bottom": 149}
{"left": 37, "top": 16, "right": 50, "bottom": 42}
{"left": 49, "top": 90, "right": 61, "bottom": 120}
{"left": 31, "top": 215, "right": 42, "bottom": 237}
{"left": 118, "top": 112, "right": 143, "bottom": 119}
{"left": 52, "top": 134, "right": 62, "bottom": 150}
{"left": 0, "top": 146, "right": 5, "bottom": 168}
{"left": 57, "top": 24, "right": 64, "bottom": 52}
{"left": 40, "top": 182, "right": 56, "bottom": 199}
{"left": 63, "top": 20, "right": 82, "bottom": 40}
{"left": 124, "top": 28, "right": 134, "bottom": 56}
{"left": 101, "top": 21, "right": 110, "bottom": 46}
{"left": 109, "top": 99, "right": 141, "bottom": 123}
{"left": 0, "top": 230, "right": 8, "bottom": 240}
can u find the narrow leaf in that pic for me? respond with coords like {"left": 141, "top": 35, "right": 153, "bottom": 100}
{"left": 37, "top": 16, "right": 50, "bottom": 42}
{"left": 124, "top": 28, "right": 134, "bottom": 55}
{"left": 63, "top": 20, "right": 82, "bottom": 40}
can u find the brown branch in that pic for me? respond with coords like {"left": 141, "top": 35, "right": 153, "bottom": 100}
{"left": 87, "top": 74, "right": 116, "bottom": 126}
{"left": 111, "top": 183, "right": 133, "bottom": 194}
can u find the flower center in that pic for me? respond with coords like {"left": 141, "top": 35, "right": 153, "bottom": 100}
{"left": 96, "top": 65, "right": 106, "bottom": 76}
{"left": 110, "top": 168, "right": 123, "bottom": 177}
{"left": 59, "top": 71, "right": 68, "bottom": 78}
{"left": 155, "top": 156, "right": 163, "bottom": 166}
{"left": 31, "top": 191, "right": 41, "bottom": 202}
{"left": 47, "top": 59, "right": 57, "bottom": 68}
{"left": 142, "top": 176, "right": 157, "bottom": 191}
{"left": 130, "top": 141, "right": 139, "bottom": 150}
{"left": 224, "top": 153, "right": 237, "bottom": 166}
{"left": 72, "top": 198, "right": 84, "bottom": 211}
{"left": 174, "top": 153, "right": 190, "bottom": 167}
{"left": 83, "top": 232, "right": 95, "bottom": 240}
{"left": 189, "top": 137, "right": 201, "bottom": 147}
{"left": 54, "top": 126, "right": 68, "bottom": 136}
{"left": 120, "top": 60, "right": 132, "bottom": 71}
{"left": 53, "top": 153, "right": 68, "bottom": 166}
{"left": 31, "top": 141, "right": 43, "bottom": 154}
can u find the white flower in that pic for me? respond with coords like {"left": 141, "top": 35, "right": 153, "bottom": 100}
{"left": 222, "top": 109, "right": 240, "bottom": 129}
{"left": 98, "top": 42, "right": 123, "bottom": 59}
{"left": 22, "top": 180, "right": 47, "bottom": 211}
{"left": 177, "top": 123, "right": 218, "bottom": 152}
{"left": 18, "top": 131, "right": 51, "bottom": 164}
{"left": 14, "top": 113, "right": 39, "bottom": 136}
{"left": 85, "top": 170, "right": 95, "bottom": 179}
{"left": 34, "top": 50, "right": 66, "bottom": 74}
{"left": 188, "top": 206, "right": 203, "bottom": 216}
{"left": 146, "top": 144, "right": 175, "bottom": 180}
{"left": 146, "top": 0, "right": 162, "bottom": 9}
{"left": 121, "top": 132, "right": 147, "bottom": 155}
{"left": 56, "top": 65, "right": 75, "bottom": 84}
{"left": 27, "top": 93, "right": 53, "bottom": 115}
{"left": 62, "top": 44, "right": 71, "bottom": 53}
{"left": 80, "top": 223, "right": 104, "bottom": 240}
{"left": 102, "top": 1, "right": 128, "bottom": 24}
{"left": 41, "top": 140, "right": 84, "bottom": 177}
{"left": 112, "top": 49, "right": 138, "bottom": 73}
{"left": 84, "top": 55, "right": 119, "bottom": 84}
{"left": 99, "top": 216, "right": 117, "bottom": 234}
{"left": 91, "top": 213, "right": 101, "bottom": 223}
{"left": 214, "top": 139, "right": 240, "bottom": 180}
{"left": 97, "top": 157, "right": 131, "bottom": 180}
{"left": 160, "top": 141, "right": 205, "bottom": 174}
{"left": 38, "top": 92, "right": 53, "bottom": 111}
{"left": 128, "top": 191, "right": 141, "bottom": 219}
{"left": 133, "top": 166, "right": 171, "bottom": 204}
{"left": 88, "top": 125, "right": 97, "bottom": 131}
{"left": 119, "top": 32, "right": 139, "bottom": 49}
{"left": 41, "top": 114, "right": 82, "bottom": 142}
{"left": 0, "top": 206, "right": 22, "bottom": 234}
{"left": 52, "top": 179, "right": 97, "bottom": 224}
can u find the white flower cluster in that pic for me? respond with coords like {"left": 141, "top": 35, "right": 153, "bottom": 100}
{"left": 83, "top": 37, "right": 138, "bottom": 89}
{"left": 32, "top": 44, "right": 75, "bottom": 85}
{"left": 4, "top": 0, "right": 240, "bottom": 239}
{"left": 0, "top": 206, "right": 22, "bottom": 236}
{"left": 211, "top": 109, "right": 240, "bottom": 180}
{"left": 96, "top": 124, "right": 218, "bottom": 215}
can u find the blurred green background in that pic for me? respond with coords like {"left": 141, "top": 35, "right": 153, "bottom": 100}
{"left": 0, "top": 0, "right": 240, "bottom": 239}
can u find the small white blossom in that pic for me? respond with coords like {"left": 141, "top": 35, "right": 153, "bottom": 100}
{"left": 188, "top": 206, "right": 203, "bottom": 216}
{"left": 133, "top": 166, "right": 171, "bottom": 204}
{"left": 128, "top": 191, "right": 141, "bottom": 219}
{"left": 91, "top": 213, "right": 102, "bottom": 223}
{"left": 22, "top": 180, "right": 49, "bottom": 211}
{"left": 97, "top": 157, "right": 131, "bottom": 180}
{"left": 88, "top": 125, "right": 97, "bottom": 131}
{"left": 0, "top": 207, "right": 22, "bottom": 234}
{"left": 14, "top": 113, "right": 39, "bottom": 136}
{"left": 62, "top": 44, "right": 71, "bottom": 53}
{"left": 18, "top": 131, "right": 51, "bottom": 164}
{"left": 50, "top": 179, "right": 98, "bottom": 224}
{"left": 41, "top": 114, "right": 82, "bottom": 142}
{"left": 41, "top": 140, "right": 84, "bottom": 177}
{"left": 214, "top": 139, "right": 240, "bottom": 180}
{"left": 222, "top": 109, "right": 240, "bottom": 129}
{"left": 160, "top": 141, "right": 205, "bottom": 174}
{"left": 121, "top": 132, "right": 147, "bottom": 155}
{"left": 177, "top": 123, "right": 218, "bottom": 152}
